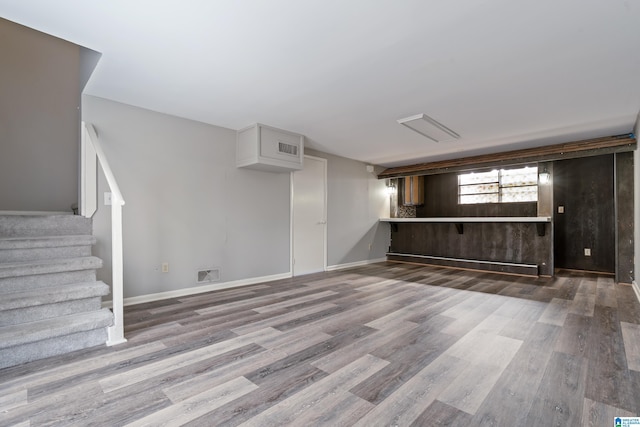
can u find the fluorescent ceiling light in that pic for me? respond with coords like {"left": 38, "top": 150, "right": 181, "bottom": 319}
{"left": 397, "top": 113, "right": 460, "bottom": 142}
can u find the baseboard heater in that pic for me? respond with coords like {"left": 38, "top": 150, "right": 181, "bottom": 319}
{"left": 386, "top": 252, "right": 538, "bottom": 276}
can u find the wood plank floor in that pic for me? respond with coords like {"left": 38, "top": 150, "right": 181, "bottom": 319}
{"left": 1, "top": 262, "right": 639, "bottom": 426}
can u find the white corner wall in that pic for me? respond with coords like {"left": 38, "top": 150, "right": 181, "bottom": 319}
{"left": 305, "top": 149, "right": 390, "bottom": 268}
{"left": 83, "top": 96, "right": 291, "bottom": 299}
{"left": 0, "top": 18, "right": 80, "bottom": 212}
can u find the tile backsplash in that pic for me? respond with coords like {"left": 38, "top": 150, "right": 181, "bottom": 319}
{"left": 397, "top": 205, "right": 416, "bottom": 218}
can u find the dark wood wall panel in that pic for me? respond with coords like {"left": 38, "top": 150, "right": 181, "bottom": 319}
{"left": 416, "top": 172, "right": 537, "bottom": 217}
{"left": 615, "top": 152, "right": 634, "bottom": 283}
{"left": 379, "top": 134, "right": 636, "bottom": 178}
{"left": 389, "top": 152, "right": 633, "bottom": 280}
{"left": 553, "top": 155, "right": 615, "bottom": 273}
{"left": 390, "top": 222, "right": 552, "bottom": 276}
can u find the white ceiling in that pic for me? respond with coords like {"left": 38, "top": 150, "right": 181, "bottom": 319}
{"left": 2, "top": 0, "right": 639, "bottom": 167}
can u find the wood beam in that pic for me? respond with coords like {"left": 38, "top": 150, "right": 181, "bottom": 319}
{"left": 378, "top": 134, "right": 636, "bottom": 179}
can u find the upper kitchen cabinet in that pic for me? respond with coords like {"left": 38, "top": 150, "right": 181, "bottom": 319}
{"left": 402, "top": 176, "right": 424, "bottom": 206}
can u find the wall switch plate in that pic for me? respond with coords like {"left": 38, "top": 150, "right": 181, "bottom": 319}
{"left": 161, "top": 262, "right": 169, "bottom": 273}
{"left": 584, "top": 248, "right": 591, "bottom": 256}
{"left": 104, "top": 192, "right": 112, "bottom": 206}
{"left": 558, "top": 205, "right": 564, "bottom": 214}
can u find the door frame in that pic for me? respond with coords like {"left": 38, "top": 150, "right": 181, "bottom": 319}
{"left": 290, "top": 154, "right": 328, "bottom": 276}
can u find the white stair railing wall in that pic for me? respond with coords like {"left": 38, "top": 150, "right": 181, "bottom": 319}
{"left": 80, "top": 122, "right": 127, "bottom": 346}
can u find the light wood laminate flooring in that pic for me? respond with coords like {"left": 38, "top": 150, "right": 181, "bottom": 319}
{"left": 1, "top": 262, "right": 639, "bottom": 426}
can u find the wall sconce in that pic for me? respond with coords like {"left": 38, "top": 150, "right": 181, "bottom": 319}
{"left": 386, "top": 179, "right": 397, "bottom": 195}
{"left": 538, "top": 167, "right": 551, "bottom": 184}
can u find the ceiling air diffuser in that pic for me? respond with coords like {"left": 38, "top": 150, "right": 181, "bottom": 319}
{"left": 397, "top": 113, "right": 460, "bottom": 142}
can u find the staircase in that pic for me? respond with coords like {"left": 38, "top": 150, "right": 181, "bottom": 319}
{"left": 0, "top": 214, "right": 113, "bottom": 369}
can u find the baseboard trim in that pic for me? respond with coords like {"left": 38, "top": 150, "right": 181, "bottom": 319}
{"left": 386, "top": 252, "right": 538, "bottom": 277}
{"left": 103, "top": 272, "right": 292, "bottom": 308}
{"left": 325, "top": 258, "right": 387, "bottom": 271}
{"left": 106, "top": 337, "right": 128, "bottom": 346}
{"left": 633, "top": 281, "right": 640, "bottom": 304}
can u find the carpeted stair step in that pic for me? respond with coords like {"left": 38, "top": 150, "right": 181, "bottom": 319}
{"left": 0, "top": 214, "right": 112, "bottom": 369}
{"left": 0, "top": 308, "right": 113, "bottom": 369}
{"left": 0, "top": 235, "right": 96, "bottom": 263}
{"left": 0, "top": 215, "right": 92, "bottom": 238}
{"left": 0, "top": 257, "right": 102, "bottom": 294}
{"left": 0, "top": 256, "right": 103, "bottom": 281}
{"left": 0, "top": 281, "right": 110, "bottom": 326}
{"left": 0, "top": 269, "right": 97, "bottom": 294}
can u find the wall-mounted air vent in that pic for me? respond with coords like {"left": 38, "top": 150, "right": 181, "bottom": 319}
{"left": 237, "top": 123, "right": 304, "bottom": 173}
{"left": 278, "top": 141, "right": 298, "bottom": 156}
{"left": 197, "top": 268, "right": 220, "bottom": 284}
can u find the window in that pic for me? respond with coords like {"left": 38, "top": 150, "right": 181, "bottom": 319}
{"left": 458, "top": 166, "right": 538, "bottom": 204}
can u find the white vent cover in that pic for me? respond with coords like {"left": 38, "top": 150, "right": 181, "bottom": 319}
{"left": 278, "top": 142, "right": 298, "bottom": 156}
{"left": 197, "top": 268, "right": 220, "bottom": 284}
{"left": 237, "top": 123, "right": 304, "bottom": 173}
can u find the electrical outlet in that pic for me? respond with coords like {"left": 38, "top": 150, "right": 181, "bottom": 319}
{"left": 584, "top": 248, "right": 591, "bottom": 257}
{"left": 161, "top": 262, "right": 169, "bottom": 273}
{"left": 558, "top": 205, "right": 564, "bottom": 214}
{"left": 104, "top": 192, "right": 112, "bottom": 206}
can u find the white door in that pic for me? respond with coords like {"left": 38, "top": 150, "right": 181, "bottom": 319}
{"left": 292, "top": 155, "right": 327, "bottom": 275}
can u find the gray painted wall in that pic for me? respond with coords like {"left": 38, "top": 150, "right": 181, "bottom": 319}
{"left": 306, "top": 149, "right": 390, "bottom": 267}
{"left": 0, "top": 18, "right": 80, "bottom": 212}
{"left": 84, "top": 96, "right": 290, "bottom": 298}
{"left": 84, "top": 97, "right": 389, "bottom": 299}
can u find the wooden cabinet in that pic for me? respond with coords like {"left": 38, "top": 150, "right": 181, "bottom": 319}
{"left": 402, "top": 176, "right": 424, "bottom": 206}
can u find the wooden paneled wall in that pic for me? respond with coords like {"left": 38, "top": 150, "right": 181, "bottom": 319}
{"left": 553, "top": 155, "right": 615, "bottom": 273}
{"left": 388, "top": 153, "right": 634, "bottom": 281}
{"left": 415, "top": 172, "right": 537, "bottom": 218}
{"left": 379, "top": 134, "right": 636, "bottom": 179}
{"left": 615, "top": 152, "right": 635, "bottom": 283}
